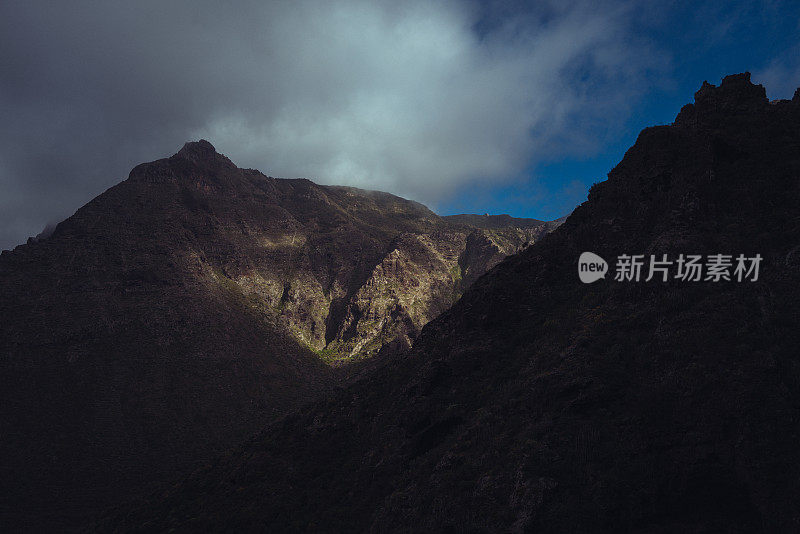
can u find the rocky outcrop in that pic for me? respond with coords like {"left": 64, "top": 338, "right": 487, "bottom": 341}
{"left": 320, "top": 224, "right": 553, "bottom": 360}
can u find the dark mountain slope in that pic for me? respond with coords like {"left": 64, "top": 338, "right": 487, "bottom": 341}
{"left": 0, "top": 142, "right": 337, "bottom": 529}
{"left": 0, "top": 140, "right": 557, "bottom": 530}
{"left": 110, "top": 74, "right": 800, "bottom": 532}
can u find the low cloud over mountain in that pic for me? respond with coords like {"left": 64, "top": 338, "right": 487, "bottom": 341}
{"left": 0, "top": 0, "right": 656, "bottom": 250}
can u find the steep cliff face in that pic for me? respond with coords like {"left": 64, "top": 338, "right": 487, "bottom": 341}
{"left": 109, "top": 74, "right": 800, "bottom": 532}
{"left": 326, "top": 224, "right": 552, "bottom": 360}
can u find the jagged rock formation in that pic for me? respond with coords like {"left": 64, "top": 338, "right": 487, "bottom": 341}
{"left": 107, "top": 74, "right": 800, "bottom": 532}
{"left": 0, "top": 140, "right": 557, "bottom": 530}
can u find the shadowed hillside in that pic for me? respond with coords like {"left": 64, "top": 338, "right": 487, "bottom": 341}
{"left": 0, "top": 140, "right": 558, "bottom": 530}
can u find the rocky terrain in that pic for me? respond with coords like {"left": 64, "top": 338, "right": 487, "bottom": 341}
{"left": 104, "top": 74, "right": 800, "bottom": 532}
{"left": 0, "top": 140, "right": 557, "bottom": 530}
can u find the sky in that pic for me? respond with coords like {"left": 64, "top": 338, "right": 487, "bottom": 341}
{"left": 1, "top": 0, "right": 799, "bottom": 250}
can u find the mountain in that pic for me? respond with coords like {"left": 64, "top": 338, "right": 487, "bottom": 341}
{"left": 106, "top": 74, "right": 800, "bottom": 532}
{"left": 0, "top": 140, "right": 557, "bottom": 529}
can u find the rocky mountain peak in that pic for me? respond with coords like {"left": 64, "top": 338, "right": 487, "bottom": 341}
{"left": 695, "top": 72, "right": 766, "bottom": 107}
{"left": 175, "top": 139, "right": 231, "bottom": 166}
{"left": 675, "top": 72, "right": 773, "bottom": 126}
{"left": 127, "top": 139, "right": 237, "bottom": 184}
{"left": 177, "top": 138, "right": 216, "bottom": 155}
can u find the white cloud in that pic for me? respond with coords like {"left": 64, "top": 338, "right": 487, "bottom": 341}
{"left": 195, "top": 1, "right": 653, "bottom": 201}
{"left": 0, "top": 0, "right": 656, "bottom": 249}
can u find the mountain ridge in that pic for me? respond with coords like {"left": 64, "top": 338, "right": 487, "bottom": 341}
{"left": 4, "top": 140, "right": 562, "bottom": 361}
{"left": 0, "top": 139, "right": 560, "bottom": 530}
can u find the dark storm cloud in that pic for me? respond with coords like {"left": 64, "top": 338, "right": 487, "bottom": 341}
{"left": 0, "top": 0, "right": 656, "bottom": 250}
